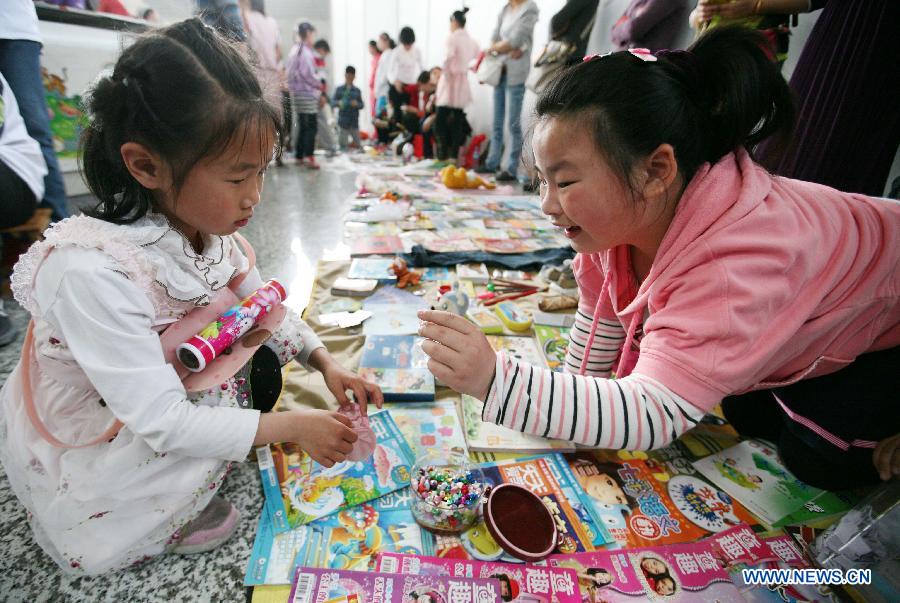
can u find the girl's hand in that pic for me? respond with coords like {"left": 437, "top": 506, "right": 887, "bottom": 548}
{"left": 417, "top": 309, "right": 496, "bottom": 400}
{"left": 322, "top": 363, "right": 384, "bottom": 415}
{"left": 873, "top": 433, "right": 900, "bottom": 481}
{"left": 293, "top": 408, "right": 358, "bottom": 467}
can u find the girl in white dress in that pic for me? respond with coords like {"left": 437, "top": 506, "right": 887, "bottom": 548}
{"left": 0, "top": 19, "right": 382, "bottom": 574}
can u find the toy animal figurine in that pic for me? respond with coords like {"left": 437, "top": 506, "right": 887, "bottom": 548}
{"left": 435, "top": 287, "right": 470, "bottom": 315}
{"left": 439, "top": 166, "right": 496, "bottom": 190}
{"left": 389, "top": 258, "right": 422, "bottom": 289}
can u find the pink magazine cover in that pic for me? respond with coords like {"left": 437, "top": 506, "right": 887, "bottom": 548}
{"left": 289, "top": 567, "right": 503, "bottom": 603}
{"left": 548, "top": 541, "right": 744, "bottom": 603}
{"left": 376, "top": 552, "right": 582, "bottom": 603}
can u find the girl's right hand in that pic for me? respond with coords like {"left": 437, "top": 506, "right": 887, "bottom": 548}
{"left": 291, "top": 409, "right": 358, "bottom": 467}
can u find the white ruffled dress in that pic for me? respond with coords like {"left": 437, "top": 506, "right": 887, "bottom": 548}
{"left": 0, "top": 214, "right": 323, "bottom": 574}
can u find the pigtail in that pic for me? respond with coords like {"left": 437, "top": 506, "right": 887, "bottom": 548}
{"left": 686, "top": 25, "right": 794, "bottom": 164}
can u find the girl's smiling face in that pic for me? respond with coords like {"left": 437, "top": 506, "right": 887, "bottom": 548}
{"left": 532, "top": 115, "right": 681, "bottom": 273}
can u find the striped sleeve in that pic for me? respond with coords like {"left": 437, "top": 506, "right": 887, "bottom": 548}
{"left": 564, "top": 309, "right": 626, "bottom": 377}
{"left": 482, "top": 351, "right": 706, "bottom": 450}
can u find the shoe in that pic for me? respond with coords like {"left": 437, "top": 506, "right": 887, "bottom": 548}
{"left": 170, "top": 496, "right": 240, "bottom": 555}
{"left": 0, "top": 302, "right": 17, "bottom": 347}
{"left": 305, "top": 157, "right": 320, "bottom": 170}
{"left": 495, "top": 170, "right": 517, "bottom": 182}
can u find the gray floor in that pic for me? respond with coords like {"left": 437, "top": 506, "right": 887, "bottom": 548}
{"left": 0, "top": 156, "right": 358, "bottom": 602}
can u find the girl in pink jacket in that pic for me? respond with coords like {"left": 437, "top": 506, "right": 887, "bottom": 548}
{"left": 418, "top": 26, "right": 899, "bottom": 490}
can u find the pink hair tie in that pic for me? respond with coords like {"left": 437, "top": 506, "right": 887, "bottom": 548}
{"left": 582, "top": 51, "right": 612, "bottom": 62}
{"left": 627, "top": 48, "right": 657, "bottom": 62}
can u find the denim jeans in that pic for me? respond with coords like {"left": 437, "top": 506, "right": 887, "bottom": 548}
{"left": 294, "top": 112, "right": 317, "bottom": 159}
{"left": 0, "top": 40, "right": 69, "bottom": 220}
{"left": 485, "top": 71, "right": 525, "bottom": 177}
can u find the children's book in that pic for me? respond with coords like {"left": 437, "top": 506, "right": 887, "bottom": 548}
{"left": 461, "top": 394, "right": 575, "bottom": 453}
{"left": 486, "top": 335, "right": 548, "bottom": 369}
{"left": 317, "top": 298, "right": 362, "bottom": 315}
{"left": 350, "top": 235, "right": 404, "bottom": 257}
{"left": 475, "top": 238, "right": 540, "bottom": 254}
{"left": 245, "top": 512, "right": 324, "bottom": 586}
{"left": 563, "top": 449, "right": 764, "bottom": 550}
{"left": 348, "top": 258, "right": 398, "bottom": 281}
{"left": 358, "top": 335, "right": 435, "bottom": 401}
{"left": 548, "top": 540, "right": 746, "bottom": 602}
{"left": 257, "top": 411, "right": 415, "bottom": 532}
{"left": 362, "top": 306, "right": 421, "bottom": 335}
{"left": 376, "top": 552, "right": 583, "bottom": 603}
{"left": 331, "top": 277, "right": 378, "bottom": 297}
{"left": 382, "top": 400, "right": 468, "bottom": 457}
{"left": 534, "top": 325, "right": 570, "bottom": 372}
{"left": 672, "top": 415, "right": 742, "bottom": 460}
{"left": 421, "top": 266, "right": 451, "bottom": 281}
{"left": 362, "top": 285, "right": 427, "bottom": 309}
{"left": 693, "top": 439, "right": 832, "bottom": 526}
{"left": 288, "top": 567, "right": 503, "bottom": 603}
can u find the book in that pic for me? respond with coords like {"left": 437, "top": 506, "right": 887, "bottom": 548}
{"left": 347, "top": 258, "right": 398, "bottom": 281}
{"left": 563, "top": 448, "right": 764, "bottom": 550}
{"left": 548, "top": 539, "right": 746, "bottom": 602}
{"left": 331, "top": 277, "right": 378, "bottom": 297}
{"left": 486, "top": 335, "right": 548, "bottom": 369}
{"left": 288, "top": 567, "right": 503, "bottom": 603}
{"left": 461, "top": 394, "right": 575, "bottom": 453}
{"left": 672, "top": 415, "right": 742, "bottom": 460}
{"left": 350, "top": 235, "right": 404, "bottom": 256}
{"left": 693, "top": 439, "right": 833, "bottom": 526}
{"left": 257, "top": 410, "right": 415, "bottom": 532}
{"left": 534, "top": 324, "right": 570, "bottom": 372}
{"left": 358, "top": 335, "right": 435, "bottom": 401}
{"left": 421, "top": 266, "right": 451, "bottom": 281}
{"left": 455, "top": 263, "right": 490, "bottom": 283}
{"left": 376, "top": 552, "right": 583, "bottom": 603}
{"left": 382, "top": 400, "right": 468, "bottom": 457}
{"left": 362, "top": 305, "right": 422, "bottom": 335}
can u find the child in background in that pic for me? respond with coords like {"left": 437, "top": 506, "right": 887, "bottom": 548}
{"left": 387, "top": 26, "right": 424, "bottom": 121}
{"left": 286, "top": 21, "right": 321, "bottom": 168}
{"left": 0, "top": 19, "right": 382, "bottom": 574}
{"left": 333, "top": 65, "right": 364, "bottom": 151}
{"left": 367, "top": 39, "right": 381, "bottom": 119}
{"left": 417, "top": 27, "right": 899, "bottom": 491}
{"left": 313, "top": 38, "right": 338, "bottom": 157}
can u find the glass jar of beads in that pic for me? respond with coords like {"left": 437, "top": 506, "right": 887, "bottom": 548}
{"left": 410, "top": 451, "right": 486, "bottom": 534}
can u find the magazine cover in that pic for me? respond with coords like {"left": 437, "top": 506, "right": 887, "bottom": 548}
{"left": 350, "top": 235, "right": 404, "bottom": 257}
{"left": 533, "top": 325, "right": 570, "bottom": 373}
{"left": 258, "top": 411, "right": 415, "bottom": 532}
{"left": 376, "top": 552, "right": 583, "bottom": 603}
{"left": 347, "top": 258, "right": 399, "bottom": 281}
{"left": 383, "top": 400, "right": 468, "bottom": 457}
{"left": 728, "top": 533, "right": 836, "bottom": 602}
{"left": 358, "top": 335, "right": 435, "bottom": 401}
{"left": 461, "top": 394, "right": 575, "bottom": 453}
{"left": 362, "top": 306, "right": 422, "bottom": 335}
{"left": 289, "top": 567, "right": 503, "bottom": 603}
{"left": 548, "top": 540, "right": 745, "bottom": 602}
{"left": 245, "top": 512, "right": 324, "bottom": 586}
{"left": 564, "top": 449, "right": 763, "bottom": 550}
{"left": 486, "top": 336, "right": 548, "bottom": 369}
{"left": 693, "top": 439, "right": 829, "bottom": 526}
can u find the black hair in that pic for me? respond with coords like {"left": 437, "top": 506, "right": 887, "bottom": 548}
{"left": 399, "top": 26, "right": 415, "bottom": 46}
{"left": 314, "top": 39, "right": 330, "bottom": 53}
{"left": 379, "top": 32, "right": 397, "bottom": 50}
{"left": 452, "top": 7, "right": 469, "bottom": 27}
{"left": 345, "top": 65, "right": 356, "bottom": 75}
{"left": 80, "top": 18, "right": 282, "bottom": 224}
{"left": 249, "top": 0, "right": 265, "bottom": 15}
{"left": 535, "top": 25, "right": 794, "bottom": 200}
{"left": 141, "top": 8, "right": 156, "bottom": 19}
{"left": 297, "top": 21, "right": 315, "bottom": 41}
{"left": 368, "top": 39, "right": 378, "bottom": 50}
{"left": 489, "top": 575, "right": 513, "bottom": 602}
{"left": 416, "top": 70, "right": 431, "bottom": 85}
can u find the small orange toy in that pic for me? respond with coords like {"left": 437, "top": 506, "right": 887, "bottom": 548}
{"left": 380, "top": 191, "right": 400, "bottom": 202}
{"left": 389, "top": 258, "right": 422, "bottom": 289}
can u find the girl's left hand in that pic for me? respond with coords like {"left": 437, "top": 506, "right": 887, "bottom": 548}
{"left": 323, "top": 364, "right": 384, "bottom": 415}
{"left": 873, "top": 433, "right": 900, "bottom": 481}
{"left": 417, "top": 309, "right": 496, "bottom": 400}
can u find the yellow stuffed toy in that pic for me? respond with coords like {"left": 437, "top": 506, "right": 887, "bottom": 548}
{"left": 440, "top": 166, "right": 496, "bottom": 190}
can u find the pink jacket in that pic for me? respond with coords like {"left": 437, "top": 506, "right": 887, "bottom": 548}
{"left": 574, "top": 149, "right": 900, "bottom": 412}
{"left": 436, "top": 28, "right": 480, "bottom": 109}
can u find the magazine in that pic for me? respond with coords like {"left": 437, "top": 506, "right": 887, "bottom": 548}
{"left": 533, "top": 325, "right": 570, "bottom": 373}
{"left": 383, "top": 400, "right": 468, "bottom": 457}
{"left": 258, "top": 411, "right": 415, "bottom": 532}
{"left": 461, "top": 394, "right": 575, "bottom": 453}
{"left": 358, "top": 335, "right": 435, "bottom": 401}
{"left": 376, "top": 552, "right": 582, "bottom": 603}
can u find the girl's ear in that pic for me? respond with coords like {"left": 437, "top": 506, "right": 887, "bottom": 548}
{"left": 640, "top": 143, "right": 679, "bottom": 202}
{"left": 120, "top": 142, "right": 169, "bottom": 191}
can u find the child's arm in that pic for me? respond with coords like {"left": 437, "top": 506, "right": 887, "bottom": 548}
{"left": 253, "top": 408, "right": 357, "bottom": 467}
{"left": 418, "top": 310, "right": 705, "bottom": 451}
{"left": 564, "top": 309, "right": 625, "bottom": 377}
